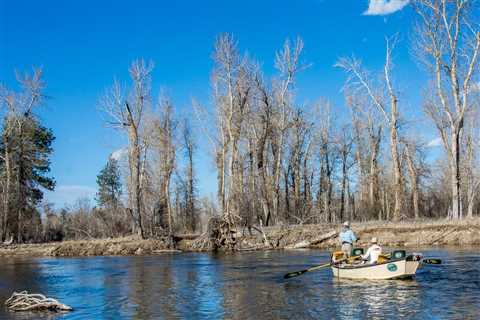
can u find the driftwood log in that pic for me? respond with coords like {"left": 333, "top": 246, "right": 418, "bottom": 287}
{"left": 285, "top": 230, "right": 339, "bottom": 249}
{"left": 5, "top": 291, "right": 73, "bottom": 312}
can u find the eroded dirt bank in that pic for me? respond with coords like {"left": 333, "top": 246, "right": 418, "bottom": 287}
{"left": 1, "top": 219, "right": 479, "bottom": 257}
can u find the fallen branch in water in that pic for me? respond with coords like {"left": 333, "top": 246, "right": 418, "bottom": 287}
{"left": 152, "top": 249, "right": 182, "bottom": 253}
{"left": 5, "top": 291, "right": 73, "bottom": 312}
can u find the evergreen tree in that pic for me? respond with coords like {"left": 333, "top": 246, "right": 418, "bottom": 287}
{"left": 20, "top": 118, "right": 56, "bottom": 204}
{"left": 96, "top": 157, "right": 122, "bottom": 208}
{"left": 0, "top": 116, "right": 56, "bottom": 241}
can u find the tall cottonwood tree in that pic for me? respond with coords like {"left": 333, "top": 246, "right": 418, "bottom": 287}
{"left": 153, "top": 97, "right": 177, "bottom": 235}
{"left": 412, "top": 0, "right": 480, "bottom": 219}
{"left": 101, "top": 60, "right": 153, "bottom": 238}
{"left": 337, "top": 126, "right": 354, "bottom": 223}
{"left": 337, "top": 39, "right": 404, "bottom": 221}
{"left": 402, "top": 137, "right": 427, "bottom": 219}
{"left": 463, "top": 112, "right": 480, "bottom": 219}
{"left": 315, "top": 101, "right": 336, "bottom": 223}
{"left": 270, "top": 38, "right": 307, "bottom": 225}
{"left": 347, "top": 95, "right": 383, "bottom": 220}
{"left": 212, "top": 34, "right": 253, "bottom": 225}
{"left": 181, "top": 118, "right": 197, "bottom": 232}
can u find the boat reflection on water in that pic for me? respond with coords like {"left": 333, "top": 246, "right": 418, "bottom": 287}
{"left": 331, "top": 278, "right": 422, "bottom": 319}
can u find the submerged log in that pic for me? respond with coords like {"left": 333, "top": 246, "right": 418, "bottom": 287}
{"left": 5, "top": 291, "right": 73, "bottom": 312}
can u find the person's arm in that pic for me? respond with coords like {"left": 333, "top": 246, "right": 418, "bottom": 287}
{"left": 339, "top": 231, "right": 346, "bottom": 244}
{"left": 350, "top": 231, "right": 357, "bottom": 243}
{"left": 362, "top": 247, "right": 371, "bottom": 260}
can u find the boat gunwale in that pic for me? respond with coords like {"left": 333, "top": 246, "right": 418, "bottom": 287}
{"left": 332, "top": 256, "right": 416, "bottom": 270}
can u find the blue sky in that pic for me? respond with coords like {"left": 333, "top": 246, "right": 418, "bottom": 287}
{"left": 0, "top": 0, "right": 433, "bottom": 208}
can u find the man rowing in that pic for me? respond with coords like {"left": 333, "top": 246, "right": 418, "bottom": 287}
{"left": 339, "top": 221, "right": 357, "bottom": 258}
{"left": 362, "top": 237, "right": 382, "bottom": 264}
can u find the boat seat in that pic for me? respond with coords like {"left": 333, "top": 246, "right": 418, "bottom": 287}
{"left": 347, "top": 255, "right": 363, "bottom": 264}
{"left": 392, "top": 250, "right": 406, "bottom": 260}
{"left": 332, "top": 251, "right": 345, "bottom": 263}
{"left": 352, "top": 248, "right": 364, "bottom": 256}
{"left": 377, "top": 254, "right": 390, "bottom": 263}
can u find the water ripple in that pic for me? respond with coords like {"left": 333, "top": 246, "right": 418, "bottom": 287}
{"left": 0, "top": 249, "right": 478, "bottom": 319}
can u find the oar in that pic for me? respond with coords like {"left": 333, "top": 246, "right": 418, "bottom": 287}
{"left": 422, "top": 258, "right": 442, "bottom": 265}
{"left": 283, "top": 256, "right": 358, "bottom": 279}
{"left": 283, "top": 262, "right": 332, "bottom": 279}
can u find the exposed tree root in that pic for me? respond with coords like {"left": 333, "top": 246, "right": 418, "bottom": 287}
{"left": 191, "top": 216, "right": 238, "bottom": 251}
{"left": 207, "top": 216, "right": 237, "bottom": 251}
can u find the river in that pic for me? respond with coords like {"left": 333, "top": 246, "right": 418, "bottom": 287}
{"left": 0, "top": 249, "right": 478, "bottom": 319}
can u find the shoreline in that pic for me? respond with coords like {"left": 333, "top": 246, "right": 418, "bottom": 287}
{"left": 1, "top": 219, "right": 479, "bottom": 258}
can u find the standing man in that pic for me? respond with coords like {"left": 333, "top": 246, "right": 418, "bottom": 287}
{"left": 339, "top": 221, "right": 357, "bottom": 258}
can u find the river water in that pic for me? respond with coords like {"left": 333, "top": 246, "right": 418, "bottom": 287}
{"left": 0, "top": 249, "right": 478, "bottom": 319}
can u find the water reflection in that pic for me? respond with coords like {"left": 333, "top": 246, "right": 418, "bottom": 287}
{"left": 0, "top": 249, "right": 478, "bottom": 319}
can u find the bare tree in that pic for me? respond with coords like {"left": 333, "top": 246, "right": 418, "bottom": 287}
{"left": 463, "top": 111, "right": 480, "bottom": 218}
{"left": 101, "top": 60, "right": 154, "bottom": 238}
{"left": 314, "top": 101, "right": 336, "bottom": 222}
{"left": 270, "top": 38, "right": 306, "bottom": 225}
{"left": 337, "top": 126, "right": 354, "bottom": 222}
{"left": 212, "top": 34, "right": 254, "bottom": 225}
{"left": 412, "top": 0, "right": 480, "bottom": 219}
{"left": 182, "top": 118, "right": 197, "bottom": 232}
{"left": 337, "top": 38, "right": 404, "bottom": 221}
{"left": 346, "top": 93, "right": 383, "bottom": 220}
{"left": 402, "top": 137, "right": 428, "bottom": 219}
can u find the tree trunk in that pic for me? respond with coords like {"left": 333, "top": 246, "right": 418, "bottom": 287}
{"left": 2, "top": 136, "right": 12, "bottom": 241}
{"left": 404, "top": 144, "right": 419, "bottom": 219}
{"left": 129, "top": 126, "right": 145, "bottom": 239}
{"left": 187, "top": 144, "right": 195, "bottom": 232}
{"left": 217, "top": 148, "right": 226, "bottom": 215}
{"left": 165, "top": 178, "right": 172, "bottom": 235}
{"left": 390, "top": 125, "right": 402, "bottom": 221}
{"left": 450, "top": 129, "right": 462, "bottom": 219}
{"left": 340, "top": 150, "right": 347, "bottom": 222}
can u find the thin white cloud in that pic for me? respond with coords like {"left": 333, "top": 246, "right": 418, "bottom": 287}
{"left": 472, "top": 81, "right": 480, "bottom": 92}
{"left": 110, "top": 148, "right": 128, "bottom": 161}
{"left": 364, "top": 0, "right": 410, "bottom": 16}
{"left": 44, "top": 185, "right": 97, "bottom": 207}
{"left": 427, "top": 137, "right": 442, "bottom": 148}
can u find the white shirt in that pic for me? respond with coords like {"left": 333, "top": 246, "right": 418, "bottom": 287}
{"left": 362, "top": 244, "right": 382, "bottom": 263}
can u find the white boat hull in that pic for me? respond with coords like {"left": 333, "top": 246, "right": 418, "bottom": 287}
{"left": 331, "top": 259, "right": 420, "bottom": 280}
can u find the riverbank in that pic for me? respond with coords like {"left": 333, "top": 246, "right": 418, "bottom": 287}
{"left": 1, "top": 219, "right": 479, "bottom": 257}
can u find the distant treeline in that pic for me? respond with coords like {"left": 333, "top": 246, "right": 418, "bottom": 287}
{"left": 1, "top": 0, "right": 479, "bottom": 243}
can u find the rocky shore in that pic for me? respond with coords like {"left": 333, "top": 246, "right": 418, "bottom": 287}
{"left": 1, "top": 219, "right": 479, "bottom": 257}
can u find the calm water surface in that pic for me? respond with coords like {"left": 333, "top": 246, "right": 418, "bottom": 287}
{"left": 0, "top": 249, "right": 478, "bottom": 319}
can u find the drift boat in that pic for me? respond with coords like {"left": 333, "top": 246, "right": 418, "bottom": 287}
{"left": 331, "top": 249, "right": 423, "bottom": 280}
{"left": 283, "top": 249, "right": 440, "bottom": 280}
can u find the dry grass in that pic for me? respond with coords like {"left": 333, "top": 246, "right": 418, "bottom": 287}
{"left": 1, "top": 218, "right": 479, "bottom": 257}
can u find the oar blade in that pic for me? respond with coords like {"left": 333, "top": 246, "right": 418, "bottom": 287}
{"left": 283, "top": 262, "right": 331, "bottom": 279}
{"left": 283, "top": 270, "right": 307, "bottom": 279}
{"left": 423, "top": 258, "right": 442, "bottom": 265}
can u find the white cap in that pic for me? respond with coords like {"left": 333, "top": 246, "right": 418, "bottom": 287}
{"left": 343, "top": 221, "right": 350, "bottom": 227}
{"left": 371, "top": 237, "right": 378, "bottom": 244}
